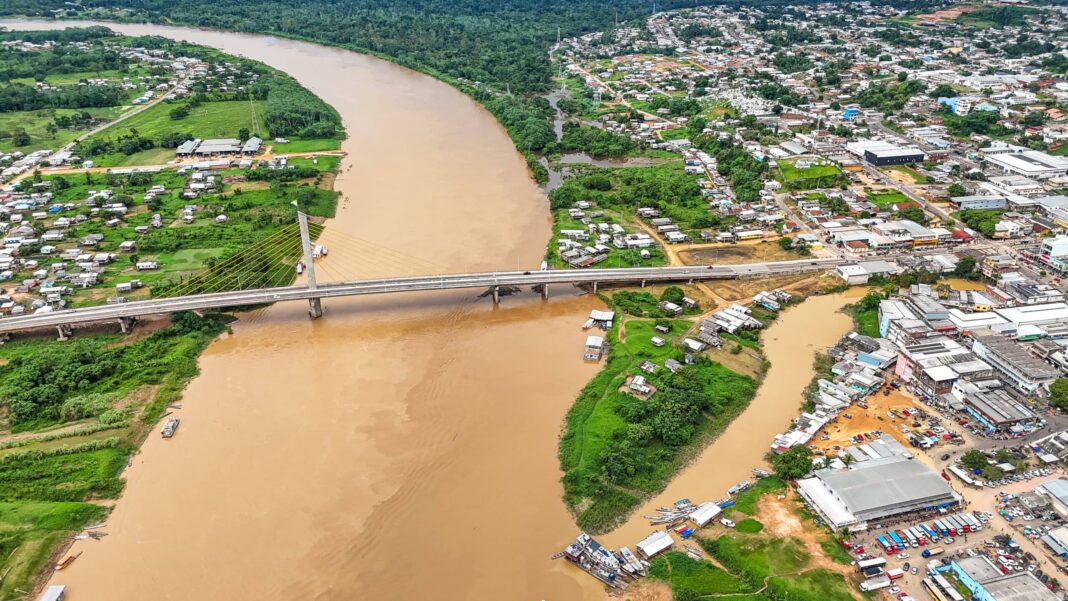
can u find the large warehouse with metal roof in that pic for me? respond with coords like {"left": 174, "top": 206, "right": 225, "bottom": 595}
{"left": 797, "top": 456, "right": 960, "bottom": 528}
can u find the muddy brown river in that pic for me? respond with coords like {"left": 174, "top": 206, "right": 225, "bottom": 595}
{"left": 2, "top": 20, "right": 860, "bottom": 600}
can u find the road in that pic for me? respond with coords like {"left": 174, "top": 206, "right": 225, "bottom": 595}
{"left": 0, "top": 258, "right": 844, "bottom": 333}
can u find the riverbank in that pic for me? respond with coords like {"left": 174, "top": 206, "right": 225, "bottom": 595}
{"left": 0, "top": 311, "right": 230, "bottom": 600}
{"left": 0, "top": 19, "right": 613, "bottom": 601}
{"left": 598, "top": 290, "right": 863, "bottom": 555}
{"left": 560, "top": 284, "right": 864, "bottom": 541}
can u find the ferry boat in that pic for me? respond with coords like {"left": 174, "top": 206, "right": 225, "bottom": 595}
{"left": 161, "top": 417, "right": 180, "bottom": 438}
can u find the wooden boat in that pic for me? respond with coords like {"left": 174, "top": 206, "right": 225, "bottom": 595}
{"left": 55, "top": 551, "right": 81, "bottom": 570}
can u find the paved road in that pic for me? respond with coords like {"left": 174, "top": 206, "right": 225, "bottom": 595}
{"left": 0, "top": 258, "right": 844, "bottom": 333}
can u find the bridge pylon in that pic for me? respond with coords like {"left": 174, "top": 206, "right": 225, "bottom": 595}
{"left": 297, "top": 211, "right": 323, "bottom": 319}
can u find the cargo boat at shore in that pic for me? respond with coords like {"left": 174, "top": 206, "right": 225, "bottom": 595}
{"left": 556, "top": 533, "right": 626, "bottom": 589}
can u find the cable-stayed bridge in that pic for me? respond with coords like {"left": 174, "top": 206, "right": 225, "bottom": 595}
{"left": 2, "top": 213, "right": 843, "bottom": 337}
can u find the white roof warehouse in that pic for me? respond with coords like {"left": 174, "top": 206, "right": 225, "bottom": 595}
{"left": 797, "top": 457, "right": 960, "bottom": 528}
{"left": 984, "top": 150, "right": 1068, "bottom": 180}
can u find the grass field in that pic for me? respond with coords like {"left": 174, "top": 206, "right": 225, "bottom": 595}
{"left": 100, "top": 99, "right": 265, "bottom": 141}
{"left": 0, "top": 106, "right": 126, "bottom": 154}
{"left": 660, "top": 128, "right": 691, "bottom": 142}
{"left": 868, "top": 190, "right": 910, "bottom": 209}
{"left": 272, "top": 138, "right": 342, "bottom": 153}
{"left": 779, "top": 160, "right": 840, "bottom": 182}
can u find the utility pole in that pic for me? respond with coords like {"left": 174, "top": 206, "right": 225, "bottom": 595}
{"left": 297, "top": 211, "right": 323, "bottom": 318}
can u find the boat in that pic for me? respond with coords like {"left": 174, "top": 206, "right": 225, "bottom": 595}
{"left": 55, "top": 551, "right": 81, "bottom": 570}
{"left": 727, "top": 480, "right": 751, "bottom": 495}
{"left": 618, "top": 547, "right": 647, "bottom": 577}
{"left": 161, "top": 417, "right": 180, "bottom": 438}
{"left": 559, "top": 533, "right": 626, "bottom": 589}
{"left": 720, "top": 517, "right": 736, "bottom": 528}
{"left": 752, "top": 468, "right": 772, "bottom": 479}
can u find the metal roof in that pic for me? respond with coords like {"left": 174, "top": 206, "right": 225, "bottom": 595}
{"left": 816, "top": 459, "right": 956, "bottom": 519}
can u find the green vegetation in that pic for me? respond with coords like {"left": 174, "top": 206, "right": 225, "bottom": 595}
{"left": 560, "top": 122, "right": 635, "bottom": 157}
{"left": 867, "top": 190, "right": 909, "bottom": 209}
{"left": 957, "top": 5, "right": 1037, "bottom": 28}
{"left": 0, "top": 502, "right": 108, "bottom": 601}
{"left": 76, "top": 58, "right": 342, "bottom": 166}
{"left": 850, "top": 291, "right": 883, "bottom": 338}
{"left": 0, "top": 312, "right": 227, "bottom": 426}
{"left": 1050, "top": 378, "right": 1068, "bottom": 412}
{"left": 0, "top": 106, "right": 124, "bottom": 153}
{"left": 958, "top": 208, "right": 1005, "bottom": 238}
{"left": 559, "top": 302, "right": 759, "bottom": 533}
{"left": 777, "top": 158, "right": 841, "bottom": 191}
{"left": 704, "top": 532, "right": 855, "bottom": 601}
{"left": 15, "top": 161, "right": 337, "bottom": 305}
{"left": 0, "top": 311, "right": 229, "bottom": 599}
{"left": 769, "top": 445, "right": 812, "bottom": 481}
{"left": 939, "top": 108, "right": 1009, "bottom": 139}
{"left": 855, "top": 78, "right": 925, "bottom": 113}
{"left": 735, "top": 518, "right": 764, "bottom": 533}
{"left": 550, "top": 162, "right": 711, "bottom": 233}
{"left": 649, "top": 551, "right": 756, "bottom": 599}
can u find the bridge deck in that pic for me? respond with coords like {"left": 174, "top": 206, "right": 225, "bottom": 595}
{"left": 0, "top": 259, "right": 842, "bottom": 334}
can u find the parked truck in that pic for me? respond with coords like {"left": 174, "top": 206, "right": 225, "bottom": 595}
{"left": 860, "top": 576, "right": 891, "bottom": 592}
{"left": 921, "top": 547, "right": 945, "bottom": 558}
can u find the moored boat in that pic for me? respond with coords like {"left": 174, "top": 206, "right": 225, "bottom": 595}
{"left": 161, "top": 417, "right": 180, "bottom": 438}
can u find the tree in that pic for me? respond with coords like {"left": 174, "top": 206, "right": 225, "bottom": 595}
{"left": 947, "top": 183, "right": 966, "bottom": 197}
{"left": 1050, "top": 378, "right": 1068, "bottom": 411}
{"left": 954, "top": 256, "right": 976, "bottom": 278}
{"left": 899, "top": 206, "right": 928, "bottom": 225}
{"left": 238, "top": 127, "right": 251, "bottom": 142}
{"left": 12, "top": 128, "right": 30, "bottom": 147}
{"left": 961, "top": 450, "right": 988, "bottom": 471}
{"left": 169, "top": 105, "right": 190, "bottom": 120}
{"left": 660, "top": 286, "right": 685, "bottom": 305}
{"left": 769, "top": 445, "right": 813, "bottom": 480}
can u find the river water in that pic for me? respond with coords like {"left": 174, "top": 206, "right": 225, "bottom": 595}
{"left": 2, "top": 19, "right": 858, "bottom": 601}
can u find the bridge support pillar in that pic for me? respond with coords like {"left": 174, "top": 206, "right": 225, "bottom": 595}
{"left": 592, "top": 281, "right": 598, "bottom": 294}
{"left": 641, "top": 280, "right": 646, "bottom": 288}
{"left": 541, "top": 285, "right": 549, "bottom": 300}
{"left": 56, "top": 324, "right": 71, "bottom": 341}
{"left": 308, "top": 297, "right": 323, "bottom": 319}
{"left": 118, "top": 316, "right": 136, "bottom": 334}
{"left": 492, "top": 286, "right": 500, "bottom": 305}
